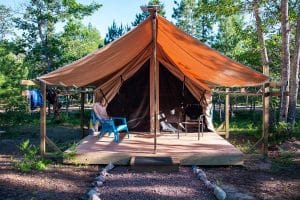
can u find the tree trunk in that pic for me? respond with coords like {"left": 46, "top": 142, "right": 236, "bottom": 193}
{"left": 287, "top": 9, "right": 300, "bottom": 127}
{"left": 279, "top": 0, "right": 290, "bottom": 122}
{"left": 253, "top": 0, "right": 270, "bottom": 73}
{"left": 253, "top": 0, "right": 270, "bottom": 157}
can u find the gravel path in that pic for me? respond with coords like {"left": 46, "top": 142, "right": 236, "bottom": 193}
{"left": 99, "top": 166, "right": 215, "bottom": 200}
{"left": 0, "top": 154, "right": 98, "bottom": 200}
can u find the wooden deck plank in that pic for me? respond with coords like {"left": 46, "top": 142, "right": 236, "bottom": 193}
{"left": 64, "top": 132, "right": 243, "bottom": 165}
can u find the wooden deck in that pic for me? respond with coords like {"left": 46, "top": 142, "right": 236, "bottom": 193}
{"left": 64, "top": 132, "right": 243, "bottom": 165}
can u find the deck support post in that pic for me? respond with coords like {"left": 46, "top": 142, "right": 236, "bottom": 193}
{"left": 80, "top": 89, "right": 85, "bottom": 139}
{"left": 225, "top": 88, "right": 230, "bottom": 139}
{"left": 40, "top": 81, "right": 46, "bottom": 156}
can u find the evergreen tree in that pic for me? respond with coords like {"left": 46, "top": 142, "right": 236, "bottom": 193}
{"left": 104, "top": 21, "right": 130, "bottom": 45}
{"left": 172, "top": 0, "right": 213, "bottom": 43}
{"left": 132, "top": 0, "right": 166, "bottom": 27}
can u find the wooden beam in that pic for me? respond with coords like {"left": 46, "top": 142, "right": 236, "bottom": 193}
{"left": 46, "top": 136, "right": 62, "bottom": 153}
{"left": 270, "top": 81, "right": 282, "bottom": 87}
{"left": 21, "top": 80, "right": 38, "bottom": 86}
{"left": 213, "top": 90, "right": 262, "bottom": 96}
{"left": 217, "top": 131, "right": 226, "bottom": 136}
{"left": 270, "top": 91, "right": 289, "bottom": 96}
{"left": 216, "top": 121, "right": 225, "bottom": 132}
{"left": 225, "top": 88, "right": 230, "bottom": 139}
{"left": 40, "top": 82, "right": 46, "bottom": 156}
{"left": 80, "top": 90, "right": 85, "bottom": 139}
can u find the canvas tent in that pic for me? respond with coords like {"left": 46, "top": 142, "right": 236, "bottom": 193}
{"left": 38, "top": 15, "right": 268, "bottom": 133}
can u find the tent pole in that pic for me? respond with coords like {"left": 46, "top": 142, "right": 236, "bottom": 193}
{"left": 145, "top": 6, "right": 159, "bottom": 153}
{"left": 40, "top": 81, "right": 46, "bottom": 156}
{"left": 152, "top": 9, "right": 158, "bottom": 153}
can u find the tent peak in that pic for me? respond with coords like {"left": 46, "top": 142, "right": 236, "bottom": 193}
{"left": 140, "top": 5, "right": 160, "bottom": 13}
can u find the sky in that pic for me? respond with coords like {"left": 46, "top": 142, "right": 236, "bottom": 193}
{"left": 0, "top": 0, "right": 176, "bottom": 37}
{"left": 81, "top": 0, "right": 175, "bottom": 36}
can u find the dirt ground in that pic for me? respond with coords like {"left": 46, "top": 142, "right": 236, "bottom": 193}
{"left": 0, "top": 126, "right": 299, "bottom": 200}
{"left": 206, "top": 155, "right": 300, "bottom": 200}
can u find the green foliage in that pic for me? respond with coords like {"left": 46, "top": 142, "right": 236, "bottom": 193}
{"left": 270, "top": 121, "right": 290, "bottom": 142}
{"left": 63, "top": 142, "right": 77, "bottom": 161}
{"left": 213, "top": 15, "right": 261, "bottom": 70}
{"left": 15, "top": 139, "right": 50, "bottom": 172}
{"left": 274, "top": 121, "right": 290, "bottom": 135}
{"left": 104, "top": 21, "right": 131, "bottom": 45}
{"left": 230, "top": 139, "right": 253, "bottom": 153}
{"left": 58, "top": 20, "right": 101, "bottom": 65}
{"left": 132, "top": 0, "right": 166, "bottom": 27}
{"left": 0, "top": 0, "right": 102, "bottom": 113}
{"left": 172, "top": 0, "right": 213, "bottom": 42}
{"left": 14, "top": 0, "right": 101, "bottom": 75}
{"left": 0, "top": 41, "right": 28, "bottom": 111}
{"left": 0, "top": 111, "right": 39, "bottom": 129}
{"left": 294, "top": 122, "right": 300, "bottom": 138}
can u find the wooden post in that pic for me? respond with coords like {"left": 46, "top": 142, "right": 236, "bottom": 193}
{"left": 40, "top": 81, "right": 46, "bottom": 156}
{"left": 66, "top": 88, "right": 69, "bottom": 118}
{"left": 143, "top": 5, "right": 160, "bottom": 153}
{"left": 80, "top": 90, "right": 85, "bottom": 139}
{"left": 225, "top": 88, "right": 230, "bottom": 139}
{"left": 152, "top": 8, "right": 158, "bottom": 153}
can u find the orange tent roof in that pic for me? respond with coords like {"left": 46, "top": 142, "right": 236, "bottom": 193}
{"left": 38, "top": 15, "right": 268, "bottom": 92}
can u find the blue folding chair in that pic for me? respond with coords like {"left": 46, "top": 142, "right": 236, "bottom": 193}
{"left": 91, "top": 111, "right": 129, "bottom": 143}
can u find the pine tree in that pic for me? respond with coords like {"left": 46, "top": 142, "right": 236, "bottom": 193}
{"left": 172, "top": 0, "right": 213, "bottom": 43}
{"left": 104, "top": 21, "right": 131, "bottom": 45}
{"left": 132, "top": 0, "right": 166, "bottom": 27}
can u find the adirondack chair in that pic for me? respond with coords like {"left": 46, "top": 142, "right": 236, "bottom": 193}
{"left": 91, "top": 111, "right": 129, "bottom": 143}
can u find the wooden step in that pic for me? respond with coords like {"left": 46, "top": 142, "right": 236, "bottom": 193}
{"left": 130, "top": 156, "right": 179, "bottom": 172}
